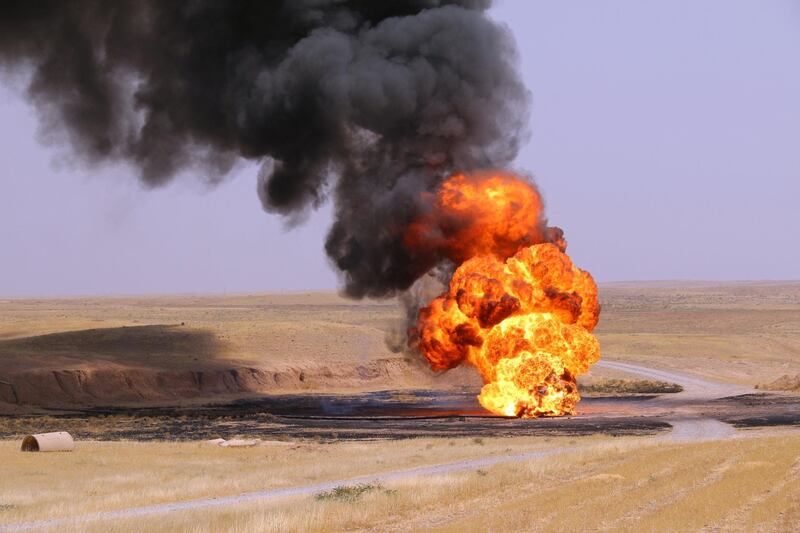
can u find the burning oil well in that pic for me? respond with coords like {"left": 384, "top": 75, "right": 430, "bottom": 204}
{"left": 0, "top": 0, "right": 600, "bottom": 418}
{"left": 407, "top": 173, "right": 600, "bottom": 417}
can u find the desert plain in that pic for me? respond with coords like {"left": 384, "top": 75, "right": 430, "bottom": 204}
{"left": 0, "top": 281, "right": 798, "bottom": 531}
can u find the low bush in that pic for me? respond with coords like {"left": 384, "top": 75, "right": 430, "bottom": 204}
{"left": 315, "top": 483, "right": 382, "bottom": 502}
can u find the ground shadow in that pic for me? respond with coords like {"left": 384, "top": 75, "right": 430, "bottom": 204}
{"left": 0, "top": 325, "right": 230, "bottom": 369}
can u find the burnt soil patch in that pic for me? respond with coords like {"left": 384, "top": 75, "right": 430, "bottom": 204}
{"left": 2, "top": 390, "right": 797, "bottom": 442}
{"left": 0, "top": 389, "right": 669, "bottom": 441}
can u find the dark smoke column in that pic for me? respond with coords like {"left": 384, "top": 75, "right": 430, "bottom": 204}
{"left": 0, "top": 0, "right": 530, "bottom": 297}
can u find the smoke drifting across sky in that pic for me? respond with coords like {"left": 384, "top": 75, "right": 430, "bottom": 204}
{"left": 0, "top": 0, "right": 530, "bottom": 297}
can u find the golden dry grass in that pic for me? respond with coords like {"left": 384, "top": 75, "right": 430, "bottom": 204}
{"left": 0, "top": 435, "right": 560, "bottom": 525}
{"left": 3, "top": 431, "right": 796, "bottom": 532}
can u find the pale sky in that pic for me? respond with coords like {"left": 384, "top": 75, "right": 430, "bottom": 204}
{"left": 1, "top": 0, "right": 798, "bottom": 297}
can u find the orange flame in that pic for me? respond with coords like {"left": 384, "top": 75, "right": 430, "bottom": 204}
{"left": 411, "top": 172, "right": 600, "bottom": 417}
{"left": 404, "top": 172, "right": 554, "bottom": 264}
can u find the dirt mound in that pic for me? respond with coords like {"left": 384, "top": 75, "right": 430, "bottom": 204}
{"left": 580, "top": 378, "right": 683, "bottom": 394}
{"left": 756, "top": 374, "right": 800, "bottom": 393}
{"left": 0, "top": 358, "right": 441, "bottom": 409}
{"left": 0, "top": 320, "right": 483, "bottom": 412}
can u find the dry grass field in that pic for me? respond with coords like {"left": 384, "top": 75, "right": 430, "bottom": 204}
{"left": 0, "top": 435, "right": 553, "bottom": 525}
{"left": 0, "top": 431, "right": 797, "bottom": 532}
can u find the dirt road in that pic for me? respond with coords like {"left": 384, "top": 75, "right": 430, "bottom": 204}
{"left": 594, "top": 360, "right": 752, "bottom": 399}
{"left": 595, "top": 360, "right": 752, "bottom": 441}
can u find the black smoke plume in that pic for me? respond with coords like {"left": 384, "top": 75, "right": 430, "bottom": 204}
{"left": 0, "top": 0, "right": 530, "bottom": 297}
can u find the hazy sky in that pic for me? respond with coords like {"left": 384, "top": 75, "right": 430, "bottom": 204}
{"left": 1, "top": 0, "right": 798, "bottom": 297}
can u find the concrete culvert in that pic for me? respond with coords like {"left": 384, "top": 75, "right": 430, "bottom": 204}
{"left": 21, "top": 432, "right": 75, "bottom": 452}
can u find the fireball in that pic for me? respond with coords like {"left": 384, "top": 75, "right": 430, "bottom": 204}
{"left": 410, "top": 172, "right": 601, "bottom": 417}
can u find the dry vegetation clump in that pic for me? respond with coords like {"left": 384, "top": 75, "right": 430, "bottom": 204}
{"left": 756, "top": 374, "right": 800, "bottom": 393}
{"left": 315, "top": 483, "right": 384, "bottom": 502}
{"left": 581, "top": 379, "right": 683, "bottom": 394}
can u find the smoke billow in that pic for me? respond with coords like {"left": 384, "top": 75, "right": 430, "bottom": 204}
{"left": 0, "top": 0, "right": 530, "bottom": 297}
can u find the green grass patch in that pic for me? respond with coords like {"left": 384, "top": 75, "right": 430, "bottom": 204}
{"left": 315, "top": 483, "right": 382, "bottom": 502}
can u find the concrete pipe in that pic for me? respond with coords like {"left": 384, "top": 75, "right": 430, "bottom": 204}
{"left": 21, "top": 432, "right": 75, "bottom": 452}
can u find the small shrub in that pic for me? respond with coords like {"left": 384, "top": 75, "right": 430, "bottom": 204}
{"left": 472, "top": 437, "right": 484, "bottom": 445}
{"left": 0, "top": 504, "right": 16, "bottom": 512}
{"left": 315, "top": 483, "right": 381, "bottom": 502}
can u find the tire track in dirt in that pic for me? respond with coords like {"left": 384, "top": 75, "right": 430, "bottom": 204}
{"left": 707, "top": 456, "right": 800, "bottom": 532}
{"left": 377, "top": 448, "right": 638, "bottom": 532}
{"left": 599, "top": 452, "right": 747, "bottom": 531}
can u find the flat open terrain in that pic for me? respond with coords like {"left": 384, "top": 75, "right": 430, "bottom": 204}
{"left": 1, "top": 281, "right": 798, "bottom": 411}
{"left": 0, "top": 282, "right": 798, "bottom": 531}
